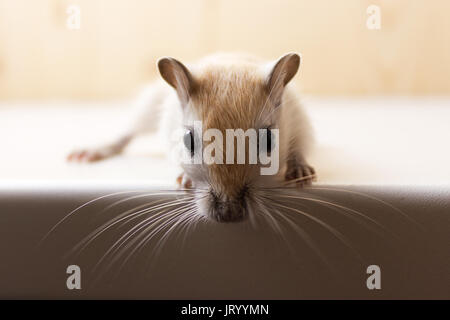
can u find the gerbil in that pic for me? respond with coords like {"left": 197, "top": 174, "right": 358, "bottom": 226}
{"left": 68, "top": 53, "right": 316, "bottom": 222}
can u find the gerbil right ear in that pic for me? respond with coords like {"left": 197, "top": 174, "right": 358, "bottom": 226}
{"left": 158, "top": 57, "right": 195, "bottom": 106}
{"left": 266, "top": 53, "right": 301, "bottom": 106}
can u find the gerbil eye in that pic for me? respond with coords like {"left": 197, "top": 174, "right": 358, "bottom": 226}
{"left": 183, "top": 130, "right": 195, "bottom": 156}
{"left": 259, "top": 129, "right": 274, "bottom": 153}
{"left": 266, "top": 130, "right": 273, "bottom": 152}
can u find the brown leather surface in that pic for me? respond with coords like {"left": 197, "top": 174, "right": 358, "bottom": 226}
{"left": 0, "top": 184, "right": 448, "bottom": 299}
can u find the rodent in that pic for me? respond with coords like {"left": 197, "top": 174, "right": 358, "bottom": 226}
{"left": 68, "top": 53, "right": 316, "bottom": 222}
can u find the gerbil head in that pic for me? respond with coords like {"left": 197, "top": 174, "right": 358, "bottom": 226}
{"left": 158, "top": 53, "right": 301, "bottom": 222}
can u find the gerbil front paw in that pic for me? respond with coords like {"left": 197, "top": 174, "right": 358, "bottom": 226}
{"left": 67, "top": 146, "right": 118, "bottom": 162}
{"left": 176, "top": 173, "right": 193, "bottom": 189}
{"left": 285, "top": 161, "right": 316, "bottom": 187}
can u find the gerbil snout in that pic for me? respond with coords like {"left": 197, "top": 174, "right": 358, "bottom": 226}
{"left": 208, "top": 187, "right": 249, "bottom": 223}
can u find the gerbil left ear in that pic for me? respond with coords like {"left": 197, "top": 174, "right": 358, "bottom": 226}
{"left": 266, "top": 53, "right": 301, "bottom": 106}
{"left": 157, "top": 57, "right": 196, "bottom": 107}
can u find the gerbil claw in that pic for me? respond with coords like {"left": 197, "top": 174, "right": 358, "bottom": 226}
{"left": 67, "top": 144, "right": 121, "bottom": 163}
{"left": 67, "top": 149, "right": 105, "bottom": 162}
{"left": 285, "top": 161, "right": 316, "bottom": 187}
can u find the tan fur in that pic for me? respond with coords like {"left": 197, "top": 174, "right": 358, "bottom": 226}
{"left": 68, "top": 53, "right": 315, "bottom": 221}
{"left": 191, "top": 63, "right": 269, "bottom": 198}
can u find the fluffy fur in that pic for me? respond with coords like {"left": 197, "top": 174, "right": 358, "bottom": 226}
{"left": 68, "top": 53, "right": 316, "bottom": 222}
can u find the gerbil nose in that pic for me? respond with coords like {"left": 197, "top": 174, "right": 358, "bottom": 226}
{"left": 215, "top": 204, "right": 246, "bottom": 222}
{"left": 210, "top": 187, "right": 248, "bottom": 223}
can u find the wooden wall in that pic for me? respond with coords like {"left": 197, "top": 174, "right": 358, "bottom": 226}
{"left": 0, "top": 0, "right": 449, "bottom": 100}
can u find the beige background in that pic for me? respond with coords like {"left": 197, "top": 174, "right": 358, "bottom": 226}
{"left": 0, "top": 0, "right": 449, "bottom": 100}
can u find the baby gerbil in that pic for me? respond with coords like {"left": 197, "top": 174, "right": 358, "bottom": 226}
{"left": 68, "top": 53, "right": 316, "bottom": 222}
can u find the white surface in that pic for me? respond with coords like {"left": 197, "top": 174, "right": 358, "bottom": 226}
{"left": 1, "top": 97, "right": 450, "bottom": 185}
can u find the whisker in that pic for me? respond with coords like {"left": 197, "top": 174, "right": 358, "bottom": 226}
{"left": 282, "top": 174, "right": 317, "bottom": 185}
{"left": 89, "top": 205, "right": 189, "bottom": 286}
{"left": 69, "top": 196, "right": 192, "bottom": 258}
{"left": 94, "top": 204, "right": 190, "bottom": 275}
{"left": 39, "top": 190, "right": 148, "bottom": 245}
{"left": 113, "top": 205, "right": 192, "bottom": 272}
{"left": 309, "top": 186, "right": 423, "bottom": 230}
{"left": 265, "top": 192, "right": 396, "bottom": 240}
{"left": 256, "top": 196, "right": 337, "bottom": 273}
{"left": 150, "top": 206, "right": 199, "bottom": 260}
{"left": 253, "top": 196, "right": 284, "bottom": 235}
{"left": 265, "top": 196, "right": 364, "bottom": 262}
{"left": 93, "top": 200, "right": 194, "bottom": 267}
{"left": 178, "top": 211, "right": 203, "bottom": 248}
{"left": 93, "top": 191, "right": 193, "bottom": 218}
